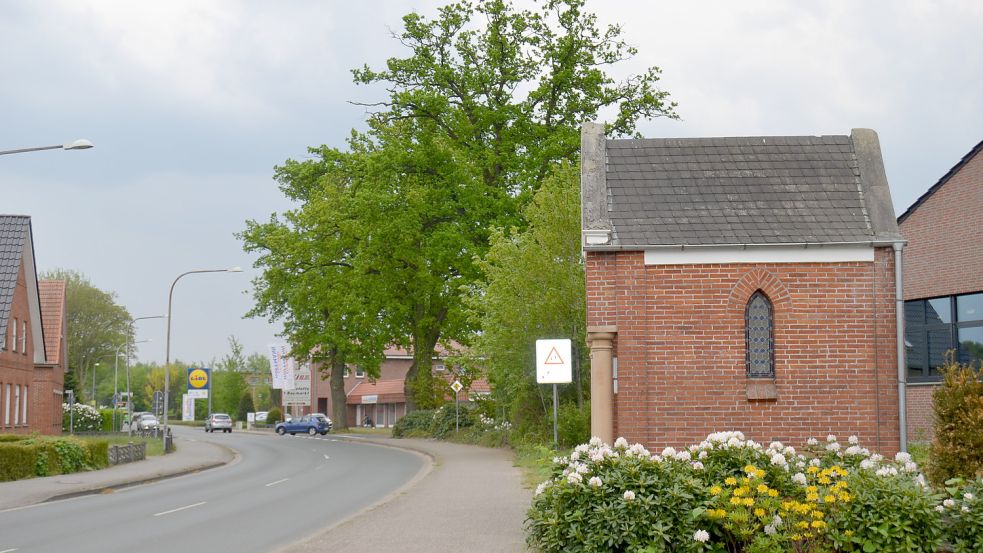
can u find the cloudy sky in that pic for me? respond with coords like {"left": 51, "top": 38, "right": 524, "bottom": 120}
{"left": 2, "top": 1, "right": 980, "bottom": 366}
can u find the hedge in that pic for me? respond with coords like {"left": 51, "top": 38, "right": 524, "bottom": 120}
{"left": 0, "top": 435, "right": 109, "bottom": 481}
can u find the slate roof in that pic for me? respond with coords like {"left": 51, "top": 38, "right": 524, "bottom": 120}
{"left": 599, "top": 134, "right": 890, "bottom": 246}
{"left": 0, "top": 215, "right": 31, "bottom": 326}
{"left": 39, "top": 280, "right": 67, "bottom": 365}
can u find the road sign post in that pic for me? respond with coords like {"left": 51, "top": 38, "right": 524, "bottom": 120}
{"left": 66, "top": 390, "right": 75, "bottom": 434}
{"left": 536, "top": 339, "right": 572, "bottom": 448}
{"left": 450, "top": 380, "right": 464, "bottom": 432}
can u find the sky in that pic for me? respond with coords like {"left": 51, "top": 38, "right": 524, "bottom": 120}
{"left": 2, "top": 1, "right": 980, "bottom": 366}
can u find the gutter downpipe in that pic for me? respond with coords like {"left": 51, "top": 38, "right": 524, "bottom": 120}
{"left": 894, "top": 241, "right": 907, "bottom": 453}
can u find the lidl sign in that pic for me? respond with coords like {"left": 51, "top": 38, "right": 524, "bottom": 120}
{"left": 187, "top": 367, "right": 210, "bottom": 398}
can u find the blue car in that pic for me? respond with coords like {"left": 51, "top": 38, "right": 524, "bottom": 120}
{"left": 275, "top": 413, "right": 332, "bottom": 436}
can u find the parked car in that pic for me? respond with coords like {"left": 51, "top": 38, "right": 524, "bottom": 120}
{"left": 275, "top": 414, "right": 332, "bottom": 436}
{"left": 205, "top": 413, "right": 233, "bottom": 433}
{"left": 254, "top": 411, "right": 268, "bottom": 423}
{"left": 134, "top": 413, "right": 159, "bottom": 432}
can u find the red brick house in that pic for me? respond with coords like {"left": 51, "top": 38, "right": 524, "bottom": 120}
{"left": 1, "top": 215, "right": 63, "bottom": 435}
{"left": 35, "top": 280, "right": 68, "bottom": 434}
{"left": 581, "top": 124, "right": 906, "bottom": 454}
{"left": 313, "top": 346, "right": 489, "bottom": 427}
{"left": 899, "top": 138, "right": 983, "bottom": 442}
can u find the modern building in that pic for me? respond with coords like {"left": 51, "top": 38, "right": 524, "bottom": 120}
{"left": 899, "top": 138, "right": 983, "bottom": 442}
{"left": 1, "top": 215, "right": 65, "bottom": 435}
{"left": 581, "top": 124, "right": 905, "bottom": 454}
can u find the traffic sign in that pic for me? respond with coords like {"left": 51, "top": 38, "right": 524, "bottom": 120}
{"left": 536, "top": 339, "right": 572, "bottom": 384}
{"left": 450, "top": 380, "right": 463, "bottom": 393}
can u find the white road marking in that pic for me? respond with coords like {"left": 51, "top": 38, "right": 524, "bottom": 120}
{"left": 153, "top": 501, "right": 206, "bottom": 517}
{"left": 265, "top": 478, "right": 289, "bottom": 487}
{"left": 1, "top": 548, "right": 20, "bottom": 552}
{"left": 323, "top": 454, "right": 330, "bottom": 460}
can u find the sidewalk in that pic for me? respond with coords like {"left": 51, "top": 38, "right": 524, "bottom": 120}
{"left": 279, "top": 436, "right": 532, "bottom": 553}
{"left": 0, "top": 436, "right": 235, "bottom": 511}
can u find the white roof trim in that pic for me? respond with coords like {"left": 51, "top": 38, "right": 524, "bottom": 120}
{"left": 643, "top": 244, "right": 875, "bottom": 266}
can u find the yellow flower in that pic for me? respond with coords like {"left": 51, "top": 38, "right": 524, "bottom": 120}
{"left": 838, "top": 492, "right": 852, "bottom": 502}
{"left": 744, "top": 464, "right": 758, "bottom": 475}
{"left": 807, "top": 466, "right": 820, "bottom": 474}
{"left": 807, "top": 493, "right": 820, "bottom": 502}
{"left": 818, "top": 476, "right": 832, "bottom": 485}
{"left": 725, "top": 477, "right": 737, "bottom": 486}
{"left": 734, "top": 487, "right": 747, "bottom": 497}
{"left": 756, "top": 484, "right": 770, "bottom": 494}
{"left": 754, "top": 508, "right": 766, "bottom": 517}
{"left": 797, "top": 521, "right": 810, "bottom": 529}
{"left": 806, "top": 485, "right": 818, "bottom": 494}
{"left": 845, "top": 530, "right": 854, "bottom": 536}
{"left": 824, "top": 495, "right": 836, "bottom": 504}
{"left": 710, "top": 486, "right": 723, "bottom": 496}
{"left": 812, "top": 510, "right": 824, "bottom": 519}
{"left": 768, "top": 489, "right": 779, "bottom": 497}
{"left": 742, "top": 497, "right": 754, "bottom": 507}
{"left": 730, "top": 497, "right": 743, "bottom": 505}
{"left": 811, "top": 520, "right": 827, "bottom": 529}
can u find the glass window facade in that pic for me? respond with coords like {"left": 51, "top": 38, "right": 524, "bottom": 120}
{"left": 906, "top": 292, "right": 983, "bottom": 381}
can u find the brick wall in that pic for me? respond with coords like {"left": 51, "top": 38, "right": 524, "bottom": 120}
{"left": 901, "top": 148, "right": 983, "bottom": 300}
{"left": 586, "top": 248, "right": 901, "bottom": 455}
{"left": 0, "top": 262, "right": 36, "bottom": 434}
{"left": 906, "top": 384, "right": 938, "bottom": 442}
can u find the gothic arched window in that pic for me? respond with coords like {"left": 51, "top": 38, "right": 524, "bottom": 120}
{"left": 746, "top": 291, "right": 774, "bottom": 378}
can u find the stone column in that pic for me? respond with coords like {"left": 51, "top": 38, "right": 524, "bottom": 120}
{"left": 587, "top": 326, "right": 617, "bottom": 445}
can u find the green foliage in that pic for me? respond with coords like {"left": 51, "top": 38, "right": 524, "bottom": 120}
{"left": 555, "top": 402, "right": 590, "bottom": 448}
{"left": 927, "top": 358, "right": 983, "bottom": 485}
{"left": 940, "top": 478, "right": 983, "bottom": 553}
{"left": 430, "top": 404, "right": 476, "bottom": 438}
{"left": 242, "top": 0, "right": 674, "bottom": 412}
{"left": 214, "top": 368, "right": 247, "bottom": 416}
{"left": 40, "top": 268, "right": 132, "bottom": 404}
{"left": 466, "top": 163, "right": 588, "bottom": 437}
{"left": 0, "top": 442, "right": 37, "bottom": 481}
{"left": 266, "top": 407, "right": 283, "bottom": 425}
{"left": 392, "top": 409, "right": 437, "bottom": 438}
{"left": 237, "top": 390, "right": 255, "bottom": 421}
{"left": 98, "top": 408, "right": 114, "bottom": 431}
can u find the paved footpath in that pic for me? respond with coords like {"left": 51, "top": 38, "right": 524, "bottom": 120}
{"left": 278, "top": 436, "right": 532, "bottom": 553}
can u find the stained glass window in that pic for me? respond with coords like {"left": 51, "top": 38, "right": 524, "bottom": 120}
{"left": 746, "top": 291, "right": 774, "bottom": 378}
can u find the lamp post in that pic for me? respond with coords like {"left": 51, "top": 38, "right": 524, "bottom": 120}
{"left": 115, "top": 339, "right": 151, "bottom": 432}
{"left": 127, "top": 316, "right": 166, "bottom": 436}
{"left": 92, "top": 362, "right": 100, "bottom": 406}
{"left": 0, "top": 139, "right": 94, "bottom": 156}
{"left": 163, "top": 267, "right": 242, "bottom": 448}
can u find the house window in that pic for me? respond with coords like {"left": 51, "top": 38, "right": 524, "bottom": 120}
{"left": 746, "top": 291, "right": 775, "bottom": 378}
{"left": 3, "top": 383, "right": 9, "bottom": 426}
{"left": 906, "top": 292, "right": 983, "bottom": 381}
{"left": 1, "top": 320, "right": 6, "bottom": 350}
{"left": 11, "top": 318, "right": 17, "bottom": 353}
{"left": 13, "top": 385, "right": 20, "bottom": 425}
{"left": 21, "top": 320, "right": 27, "bottom": 354}
{"left": 354, "top": 367, "right": 365, "bottom": 378}
{"left": 434, "top": 363, "right": 445, "bottom": 372}
{"left": 22, "top": 385, "right": 27, "bottom": 425}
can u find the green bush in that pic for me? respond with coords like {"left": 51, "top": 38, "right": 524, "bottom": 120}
{"left": 81, "top": 438, "right": 109, "bottom": 469}
{"left": 99, "top": 408, "right": 115, "bottom": 431}
{"left": 431, "top": 404, "right": 475, "bottom": 438}
{"left": 266, "top": 407, "right": 283, "bottom": 425}
{"left": 0, "top": 442, "right": 38, "bottom": 481}
{"left": 527, "top": 433, "right": 951, "bottom": 553}
{"left": 939, "top": 478, "right": 983, "bottom": 553}
{"left": 392, "top": 409, "right": 436, "bottom": 438}
{"left": 555, "top": 402, "right": 590, "bottom": 448}
{"left": 0, "top": 434, "right": 28, "bottom": 443}
{"left": 928, "top": 359, "right": 983, "bottom": 485}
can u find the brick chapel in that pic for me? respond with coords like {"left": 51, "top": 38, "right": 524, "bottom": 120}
{"left": 581, "top": 123, "right": 905, "bottom": 455}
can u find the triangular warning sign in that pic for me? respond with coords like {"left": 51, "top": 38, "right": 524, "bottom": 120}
{"left": 544, "top": 346, "right": 564, "bottom": 365}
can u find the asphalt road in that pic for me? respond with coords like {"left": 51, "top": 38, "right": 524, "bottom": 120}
{"left": 0, "top": 426, "right": 425, "bottom": 553}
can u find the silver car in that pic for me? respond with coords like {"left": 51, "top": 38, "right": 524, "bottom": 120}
{"left": 205, "top": 413, "right": 233, "bottom": 433}
{"left": 134, "top": 414, "right": 159, "bottom": 432}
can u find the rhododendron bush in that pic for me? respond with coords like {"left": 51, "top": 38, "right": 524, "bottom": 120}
{"left": 527, "top": 432, "right": 981, "bottom": 552}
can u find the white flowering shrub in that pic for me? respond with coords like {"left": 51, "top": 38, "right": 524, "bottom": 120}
{"left": 527, "top": 433, "right": 957, "bottom": 553}
{"left": 938, "top": 478, "right": 983, "bottom": 553}
{"left": 62, "top": 403, "right": 101, "bottom": 432}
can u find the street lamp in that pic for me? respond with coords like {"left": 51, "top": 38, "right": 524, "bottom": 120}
{"left": 127, "top": 315, "right": 166, "bottom": 436}
{"left": 92, "top": 362, "right": 100, "bottom": 406}
{"left": 0, "top": 139, "right": 94, "bottom": 156}
{"left": 114, "top": 339, "right": 151, "bottom": 432}
{"left": 163, "top": 267, "right": 243, "bottom": 448}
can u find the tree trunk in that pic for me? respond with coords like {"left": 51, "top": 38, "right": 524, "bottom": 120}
{"left": 330, "top": 352, "right": 348, "bottom": 431}
{"left": 404, "top": 326, "right": 442, "bottom": 412}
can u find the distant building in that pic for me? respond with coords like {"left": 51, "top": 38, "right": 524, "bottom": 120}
{"left": 899, "top": 138, "right": 983, "bottom": 442}
{"left": 581, "top": 124, "right": 905, "bottom": 454}
{"left": 1, "top": 215, "right": 65, "bottom": 435}
{"left": 311, "top": 345, "right": 489, "bottom": 427}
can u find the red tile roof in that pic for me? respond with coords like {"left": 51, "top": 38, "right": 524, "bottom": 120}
{"left": 38, "top": 280, "right": 66, "bottom": 365}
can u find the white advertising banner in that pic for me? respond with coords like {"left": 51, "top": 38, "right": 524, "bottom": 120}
{"left": 283, "top": 362, "right": 312, "bottom": 407}
{"left": 182, "top": 394, "right": 194, "bottom": 421}
{"left": 268, "top": 344, "right": 295, "bottom": 390}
